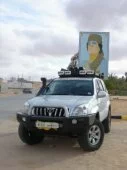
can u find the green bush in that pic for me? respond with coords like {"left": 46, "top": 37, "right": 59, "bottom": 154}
{"left": 104, "top": 74, "right": 127, "bottom": 96}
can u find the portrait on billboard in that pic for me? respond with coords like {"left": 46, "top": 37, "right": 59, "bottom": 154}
{"left": 78, "top": 32, "right": 109, "bottom": 77}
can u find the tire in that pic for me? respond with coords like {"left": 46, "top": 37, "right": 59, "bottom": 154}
{"left": 103, "top": 109, "right": 111, "bottom": 133}
{"left": 18, "top": 123, "right": 44, "bottom": 145}
{"left": 78, "top": 120, "right": 104, "bottom": 151}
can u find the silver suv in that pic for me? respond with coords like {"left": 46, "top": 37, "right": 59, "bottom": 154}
{"left": 17, "top": 69, "right": 111, "bottom": 151}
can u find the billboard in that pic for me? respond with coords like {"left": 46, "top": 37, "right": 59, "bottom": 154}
{"left": 78, "top": 32, "right": 109, "bottom": 77}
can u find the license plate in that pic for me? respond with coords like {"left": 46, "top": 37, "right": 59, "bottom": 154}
{"left": 35, "top": 121, "right": 59, "bottom": 130}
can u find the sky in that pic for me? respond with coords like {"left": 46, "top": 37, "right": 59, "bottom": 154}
{"left": 0, "top": 0, "right": 127, "bottom": 81}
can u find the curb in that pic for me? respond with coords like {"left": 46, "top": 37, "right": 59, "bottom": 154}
{"left": 111, "top": 115, "right": 127, "bottom": 120}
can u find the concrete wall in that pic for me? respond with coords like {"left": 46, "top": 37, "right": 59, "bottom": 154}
{"left": 0, "top": 83, "right": 8, "bottom": 93}
{"left": 8, "top": 81, "right": 32, "bottom": 89}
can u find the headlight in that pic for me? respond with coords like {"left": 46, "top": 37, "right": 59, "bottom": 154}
{"left": 23, "top": 102, "right": 30, "bottom": 114}
{"left": 72, "top": 106, "right": 87, "bottom": 116}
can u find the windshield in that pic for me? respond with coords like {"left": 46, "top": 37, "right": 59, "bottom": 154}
{"left": 41, "top": 79, "right": 94, "bottom": 96}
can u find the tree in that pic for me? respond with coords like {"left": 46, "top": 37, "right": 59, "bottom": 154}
{"left": 104, "top": 74, "right": 127, "bottom": 95}
{"left": 125, "top": 72, "right": 127, "bottom": 82}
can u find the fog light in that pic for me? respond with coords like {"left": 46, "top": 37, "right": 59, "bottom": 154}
{"left": 72, "top": 119, "right": 77, "bottom": 124}
{"left": 22, "top": 117, "right": 26, "bottom": 122}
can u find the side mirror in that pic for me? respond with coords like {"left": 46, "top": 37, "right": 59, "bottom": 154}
{"left": 97, "top": 91, "right": 106, "bottom": 98}
{"left": 36, "top": 78, "right": 47, "bottom": 96}
{"left": 41, "top": 77, "right": 47, "bottom": 88}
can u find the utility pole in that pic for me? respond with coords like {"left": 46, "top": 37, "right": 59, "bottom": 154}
{"left": 21, "top": 74, "right": 23, "bottom": 89}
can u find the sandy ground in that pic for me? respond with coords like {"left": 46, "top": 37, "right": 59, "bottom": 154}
{"left": 0, "top": 91, "right": 16, "bottom": 97}
{"left": 111, "top": 99, "right": 127, "bottom": 115}
{"left": 0, "top": 119, "right": 127, "bottom": 170}
{"left": 0, "top": 96, "right": 127, "bottom": 170}
{"left": 0, "top": 89, "right": 21, "bottom": 97}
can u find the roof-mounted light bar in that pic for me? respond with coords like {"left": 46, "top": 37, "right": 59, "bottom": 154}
{"left": 58, "top": 71, "right": 65, "bottom": 76}
{"left": 58, "top": 70, "right": 72, "bottom": 76}
{"left": 95, "top": 73, "right": 100, "bottom": 76}
{"left": 79, "top": 70, "right": 86, "bottom": 75}
{"left": 58, "top": 68, "right": 104, "bottom": 79}
{"left": 86, "top": 70, "right": 95, "bottom": 75}
{"left": 64, "top": 71, "right": 71, "bottom": 75}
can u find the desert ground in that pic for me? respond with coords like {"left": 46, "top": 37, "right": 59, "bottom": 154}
{"left": 0, "top": 94, "right": 127, "bottom": 170}
{"left": 111, "top": 97, "right": 127, "bottom": 115}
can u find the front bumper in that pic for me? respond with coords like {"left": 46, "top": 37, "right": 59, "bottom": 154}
{"left": 17, "top": 112, "right": 96, "bottom": 135}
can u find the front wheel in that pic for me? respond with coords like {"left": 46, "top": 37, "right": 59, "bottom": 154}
{"left": 78, "top": 120, "right": 104, "bottom": 151}
{"left": 18, "top": 123, "right": 44, "bottom": 145}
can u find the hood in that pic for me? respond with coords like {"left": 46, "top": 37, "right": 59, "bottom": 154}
{"left": 28, "top": 95, "right": 93, "bottom": 110}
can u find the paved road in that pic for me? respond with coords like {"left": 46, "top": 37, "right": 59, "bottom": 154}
{"left": 0, "top": 93, "right": 35, "bottom": 119}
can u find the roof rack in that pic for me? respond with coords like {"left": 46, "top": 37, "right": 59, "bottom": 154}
{"left": 58, "top": 67, "right": 104, "bottom": 79}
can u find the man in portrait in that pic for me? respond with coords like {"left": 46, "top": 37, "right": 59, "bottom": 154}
{"left": 84, "top": 34, "right": 104, "bottom": 73}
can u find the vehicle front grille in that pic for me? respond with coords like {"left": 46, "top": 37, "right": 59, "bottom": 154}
{"left": 31, "top": 107, "right": 65, "bottom": 117}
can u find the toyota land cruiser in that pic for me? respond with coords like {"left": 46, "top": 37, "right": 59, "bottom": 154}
{"left": 17, "top": 68, "right": 111, "bottom": 151}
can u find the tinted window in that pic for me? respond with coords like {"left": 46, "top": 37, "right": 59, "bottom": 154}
{"left": 42, "top": 79, "right": 94, "bottom": 96}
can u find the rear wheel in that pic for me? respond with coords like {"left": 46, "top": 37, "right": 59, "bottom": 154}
{"left": 78, "top": 120, "right": 104, "bottom": 151}
{"left": 18, "top": 123, "right": 44, "bottom": 145}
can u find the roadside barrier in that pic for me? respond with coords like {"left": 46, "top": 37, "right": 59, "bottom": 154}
{"left": 111, "top": 115, "right": 127, "bottom": 120}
